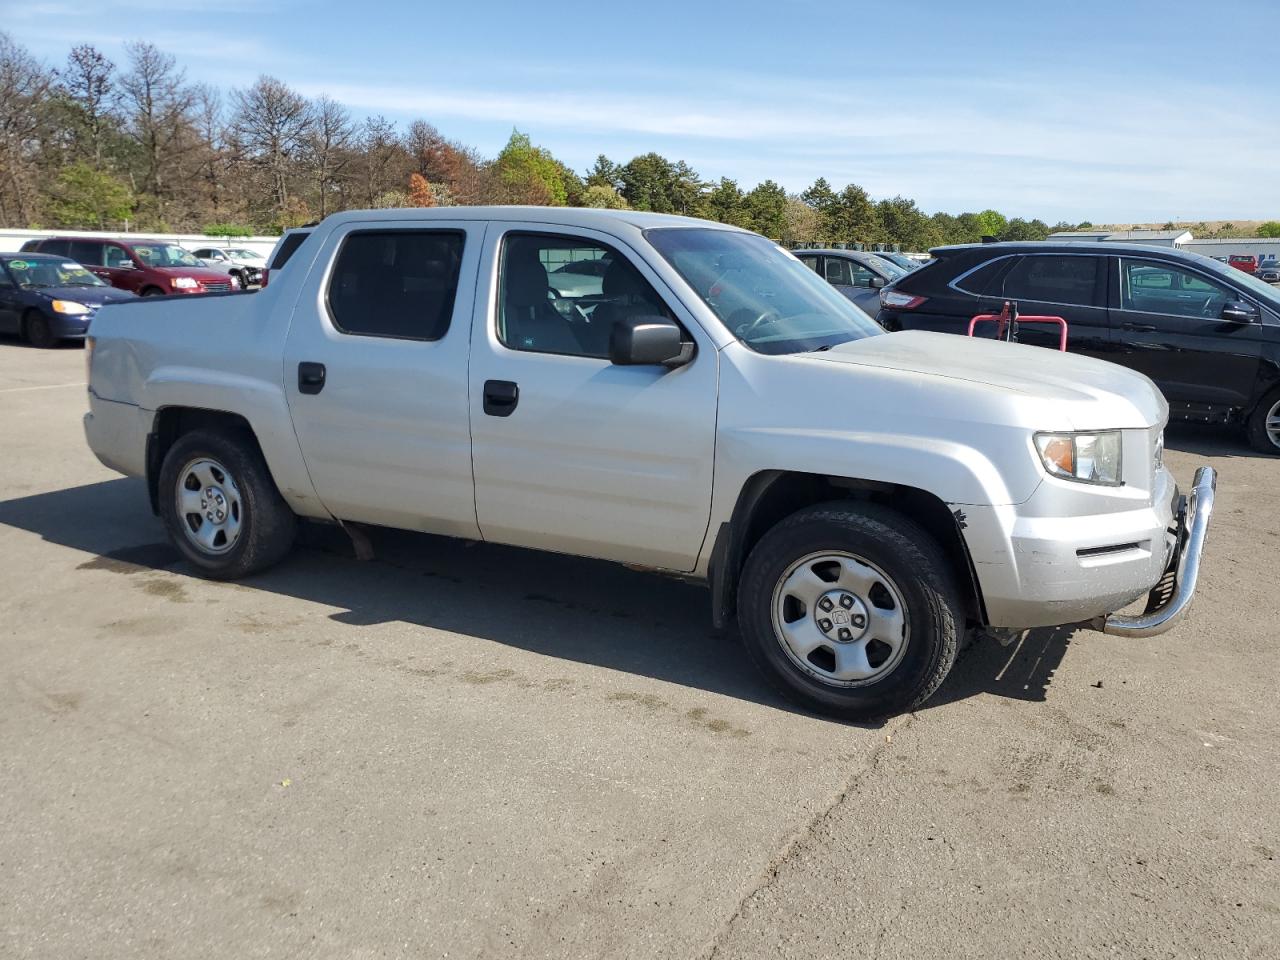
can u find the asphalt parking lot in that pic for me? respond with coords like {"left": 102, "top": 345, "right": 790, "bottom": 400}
{"left": 1, "top": 340, "right": 1277, "bottom": 959}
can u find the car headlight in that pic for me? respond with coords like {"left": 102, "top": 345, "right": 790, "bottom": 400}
{"left": 51, "top": 300, "right": 91, "bottom": 315}
{"left": 171, "top": 276, "right": 199, "bottom": 289}
{"left": 1034, "top": 431, "right": 1123, "bottom": 485}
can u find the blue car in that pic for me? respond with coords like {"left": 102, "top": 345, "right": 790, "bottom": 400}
{"left": 0, "top": 252, "right": 138, "bottom": 348}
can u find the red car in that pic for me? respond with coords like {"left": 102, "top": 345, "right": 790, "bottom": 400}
{"left": 20, "top": 236, "right": 237, "bottom": 296}
{"left": 1228, "top": 254, "right": 1258, "bottom": 274}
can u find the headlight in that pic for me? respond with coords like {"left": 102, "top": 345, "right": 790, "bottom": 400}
{"left": 51, "top": 300, "right": 91, "bottom": 315}
{"left": 1034, "top": 431, "right": 1123, "bottom": 485}
{"left": 171, "top": 276, "right": 199, "bottom": 289}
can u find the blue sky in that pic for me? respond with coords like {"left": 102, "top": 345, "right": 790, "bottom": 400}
{"left": 10, "top": 0, "right": 1279, "bottom": 222}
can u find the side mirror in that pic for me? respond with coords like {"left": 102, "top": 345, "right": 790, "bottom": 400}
{"left": 609, "top": 315, "right": 689, "bottom": 366}
{"left": 1221, "top": 300, "right": 1258, "bottom": 323}
{"left": 870, "top": 276, "right": 886, "bottom": 289}
{"left": 119, "top": 260, "right": 136, "bottom": 270}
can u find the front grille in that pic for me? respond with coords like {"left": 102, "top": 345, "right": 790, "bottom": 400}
{"left": 201, "top": 281, "right": 232, "bottom": 292}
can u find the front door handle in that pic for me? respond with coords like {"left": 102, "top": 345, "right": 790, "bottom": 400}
{"left": 298, "top": 361, "right": 326, "bottom": 395}
{"left": 1122, "top": 322, "right": 1157, "bottom": 332}
{"left": 483, "top": 379, "right": 519, "bottom": 417}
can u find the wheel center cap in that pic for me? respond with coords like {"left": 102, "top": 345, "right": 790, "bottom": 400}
{"left": 205, "top": 485, "right": 227, "bottom": 522}
{"left": 814, "top": 590, "right": 869, "bottom": 642}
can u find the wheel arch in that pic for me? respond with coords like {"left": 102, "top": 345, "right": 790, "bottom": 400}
{"left": 146, "top": 407, "right": 265, "bottom": 515}
{"left": 708, "top": 470, "right": 987, "bottom": 633}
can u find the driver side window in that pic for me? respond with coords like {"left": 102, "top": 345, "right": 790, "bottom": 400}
{"left": 498, "top": 233, "right": 677, "bottom": 359}
{"left": 1120, "top": 259, "right": 1231, "bottom": 319}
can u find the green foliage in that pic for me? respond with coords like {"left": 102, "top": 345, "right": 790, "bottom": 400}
{"left": 974, "top": 209, "right": 1007, "bottom": 239}
{"left": 45, "top": 162, "right": 132, "bottom": 228}
{"left": 619, "top": 153, "right": 705, "bottom": 215}
{"left": 998, "top": 217, "right": 1050, "bottom": 242}
{"left": 1257, "top": 221, "right": 1280, "bottom": 238}
{"left": 585, "top": 155, "right": 621, "bottom": 191}
{"left": 744, "top": 180, "right": 787, "bottom": 239}
{"left": 493, "top": 130, "right": 572, "bottom": 206}
{"left": 706, "top": 177, "right": 748, "bottom": 227}
{"left": 582, "top": 184, "right": 629, "bottom": 209}
{"left": 202, "top": 222, "right": 253, "bottom": 238}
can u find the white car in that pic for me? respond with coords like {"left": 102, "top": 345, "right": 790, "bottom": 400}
{"left": 83, "top": 208, "right": 1216, "bottom": 720}
{"left": 189, "top": 245, "right": 267, "bottom": 288}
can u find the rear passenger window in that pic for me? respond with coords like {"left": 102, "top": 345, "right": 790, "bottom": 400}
{"left": 1002, "top": 255, "right": 1100, "bottom": 306}
{"left": 327, "top": 230, "right": 464, "bottom": 341}
{"left": 70, "top": 241, "right": 103, "bottom": 265}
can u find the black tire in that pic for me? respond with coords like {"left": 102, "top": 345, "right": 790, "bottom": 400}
{"left": 141, "top": 286, "right": 165, "bottom": 297}
{"left": 24, "top": 311, "right": 57, "bottom": 349}
{"left": 1245, "top": 388, "right": 1280, "bottom": 455}
{"left": 158, "top": 428, "right": 297, "bottom": 579}
{"left": 736, "top": 501, "right": 963, "bottom": 722}
{"left": 230, "top": 270, "right": 243, "bottom": 289}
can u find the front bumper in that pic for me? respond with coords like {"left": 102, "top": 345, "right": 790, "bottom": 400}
{"left": 961, "top": 460, "right": 1216, "bottom": 633}
{"left": 1090, "top": 466, "right": 1216, "bottom": 637}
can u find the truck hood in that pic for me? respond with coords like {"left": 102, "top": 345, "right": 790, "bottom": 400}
{"left": 806, "top": 330, "right": 1167, "bottom": 430}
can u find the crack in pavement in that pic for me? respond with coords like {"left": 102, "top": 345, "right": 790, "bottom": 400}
{"left": 700, "top": 710, "right": 919, "bottom": 959}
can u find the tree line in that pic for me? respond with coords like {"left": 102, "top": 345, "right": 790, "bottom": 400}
{"left": 0, "top": 32, "right": 1088, "bottom": 247}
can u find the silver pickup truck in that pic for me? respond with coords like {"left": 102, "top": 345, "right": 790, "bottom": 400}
{"left": 83, "top": 208, "right": 1216, "bottom": 720}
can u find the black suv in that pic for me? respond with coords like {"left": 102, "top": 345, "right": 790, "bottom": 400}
{"left": 877, "top": 242, "right": 1280, "bottom": 454}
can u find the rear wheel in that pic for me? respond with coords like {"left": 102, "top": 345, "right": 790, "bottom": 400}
{"left": 1246, "top": 389, "right": 1280, "bottom": 455}
{"left": 737, "top": 502, "right": 963, "bottom": 721}
{"left": 158, "top": 429, "right": 297, "bottom": 579}
{"left": 23, "top": 310, "right": 57, "bottom": 348}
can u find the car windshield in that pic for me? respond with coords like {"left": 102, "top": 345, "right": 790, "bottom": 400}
{"left": 228, "top": 248, "right": 259, "bottom": 260}
{"left": 5, "top": 257, "right": 105, "bottom": 288}
{"left": 1199, "top": 256, "right": 1280, "bottom": 303}
{"left": 869, "top": 257, "right": 908, "bottom": 279}
{"left": 646, "top": 228, "right": 883, "bottom": 355}
{"left": 131, "top": 243, "right": 201, "bottom": 268}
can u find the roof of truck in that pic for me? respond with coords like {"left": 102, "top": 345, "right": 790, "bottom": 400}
{"left": 317, "top": 206, "right": 746, "bottom": 232}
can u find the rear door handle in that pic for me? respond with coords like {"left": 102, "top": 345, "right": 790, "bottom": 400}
{"left": 483, "top": 379, "right": 519, "bottom": 417}
{"left": 298, "top": 361, "right": 326, "bottom": 395}
{"left": 1121, "top": 322, "right": 1157, "bottom": 332}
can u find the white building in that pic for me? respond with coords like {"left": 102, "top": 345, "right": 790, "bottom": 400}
{"left": 1046, "top": 229, "right": 1192, "bottom": 246}
{"left": 1045, "top": 227, "right": 1280, "bottom": 262}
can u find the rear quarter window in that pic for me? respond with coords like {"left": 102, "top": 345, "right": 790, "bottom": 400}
{"left": 269, "top": 231, "right": 310, "bottom": 270}
{"left": 954, "top": 259, "right": 1005, "bottom": 295}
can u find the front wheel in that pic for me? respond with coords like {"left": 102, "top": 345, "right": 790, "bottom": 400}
{"left": 1246, "top": 389, "right": 1280, "bottom": 455}
{"left": 736, "top": 502, "right": 963, "bottom": 721}
{"left": 24, "top": 311, "right": 57, "bottom": 348}
{"left": 158, "top": 429, "right": 297, "bottom": 579}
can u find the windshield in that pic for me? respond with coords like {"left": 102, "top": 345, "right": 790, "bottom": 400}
{"left": 646, "top": 228, "right": 883, "bottom": 354}
{"left": 1197, "top": 255, "right": 1280, "bottom": 304}
{"left": 870, "top": 257, "right": 908, "bottom": 279}
{"left": 5, "top": 257, "right": 105, "bottom": 288}
{"left": 228, "top": 248, "right": 259, "bottom": 260}
{"left": 131, "top": 243, "right": 201, "bottom": 268}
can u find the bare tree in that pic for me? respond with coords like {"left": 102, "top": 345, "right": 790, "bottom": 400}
{"left": 62, "top": 44, "right": 116, "bottom": 168}
{"left": 357, "top": 115, "right": 408, "bottom": 207}
{"left": 230, "top": 75, "right": 312, "bottom": 218}
{"left": 306, "top": 95, "right": 353, "bottom": 218}
{"left": 191, "top": 83, "right": 226, "bottom": 217}
{"left": 120, "top": 41, "right": 194, "bottom": 204}
{"left": 0, "top": 32, "right": 55, "bottom": 223}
